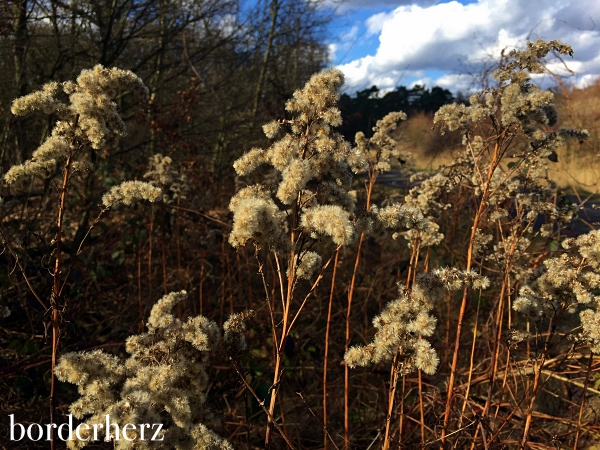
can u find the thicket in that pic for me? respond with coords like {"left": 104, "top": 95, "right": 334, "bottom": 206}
{"left": 338, "top": 85, "right": 455, "bottom": 143}
{"left": 1, "top": 19, "right": 600, "bottom": 450}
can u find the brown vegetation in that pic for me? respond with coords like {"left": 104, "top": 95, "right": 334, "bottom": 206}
{"left": 0, "top": 10, "right": 599, "bottom": 450}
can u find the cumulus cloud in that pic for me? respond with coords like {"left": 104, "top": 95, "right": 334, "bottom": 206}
{"left": 330, "top": 0, "right": 437, "bottom": 11}
{"left": 337, "top": 0, "right": 600, "bottom": 93}
{"left": 366, "top": 12, "right": 393, "bottom": 36}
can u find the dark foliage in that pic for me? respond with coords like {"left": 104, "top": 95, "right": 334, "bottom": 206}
{"left": 339, "top": 84, "right": 454, "bottom": 141}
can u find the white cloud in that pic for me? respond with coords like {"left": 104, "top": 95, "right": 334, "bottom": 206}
{"left": 337, "top": 0, "right": 600, "bottom": 93}
{"left": 328, "top": 42, "right": 339, "bottom": 62}
{"left": 325, "top": 0, "right": 437, "bottom": 14}
{"left": 434, "top": 73, "right": 475, "bottom": 93}
{"left": 575, "top": 73, "right": 600, "bottom": 89}
{"left": 366, "top": 12, "right": 393, "bottom": 36}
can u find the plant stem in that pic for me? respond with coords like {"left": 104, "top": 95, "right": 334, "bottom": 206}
{"left": 323, "top": 250, "right": 339, "bottom": 450}
{"left": 382, "top": 355, "right": 400, "bottom": 450}
{"left": 50, "top": 153, "right": 73, "bottom": 450}
{"left": 345, "top": 173, "right": 376, "bottom": 449}
{"left": 265, "top": 202, "right": 298, "bottom": 449}
{"left": 442, "top": 141, "right": 501, "bottom": 442}
{"left": 573, "top": 354, "right": 594, "bottom": 450}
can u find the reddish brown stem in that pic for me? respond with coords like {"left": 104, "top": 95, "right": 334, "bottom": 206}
{"left": 573, "top": 354, "right": 594, "bottom": 450}
{"left": 323, "top": 250, "right": 339, "bottom": 450}
{"left": 442, "top": 142, "right": 501, "bottom": 442}
{"left": 398, "top": 372, "right": 407, "bottom": 448}
{"left": 418, "top": 248, "right": 431, "bottom": 445}
{"left": 50, "top": 153, "right": 74, "bottom": 449}
{"left": 265, "top": 201, "right": 298, "bottom": 449}
{"left": 382, "top": 355, "right": 400, "bottom": 450}
{"left": 345, "top": 174, "right": 375, "bottom": 449}
{"left": 148, "top": 204, "right": 155, "bottom": 304}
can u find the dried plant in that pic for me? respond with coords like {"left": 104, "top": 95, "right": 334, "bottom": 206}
{"left": 56, "top": 291, "right": 232, "bottom": 449}
{"left": 1, "top": 65, "right": 159, "bottom": 449}
{"left": 339, "top": 110, "right": 415, "bottom": 448}
{"left": 144, "top": 154, "right": 189, "bottom": 203}
{"left": 229, "top": 67, "right": 367, "bottom": 448}
{"left": 3, "top": 39, "right": 600, "bottom": 450}
{"left": 431, "top": 39, "right": 591, "bottom": 445}
{"left": 6, "top": 65, "right": 149, "bottom": 185}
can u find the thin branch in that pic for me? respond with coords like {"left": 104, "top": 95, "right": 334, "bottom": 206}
{"left": 297, "top": 392, "right": 341, "bottom": 450}
{"left": 0, "top": 227, "right": 47, "bottom": 311}
{"left": 229, "top": 357, "right": 296, "bottom": 450}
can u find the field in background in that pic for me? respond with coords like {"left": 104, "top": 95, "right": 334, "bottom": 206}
{"left": 400, "top": 79, "right": 600, "bottom": 194}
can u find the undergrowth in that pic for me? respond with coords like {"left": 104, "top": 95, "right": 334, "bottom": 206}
{"left": 1, "top": 40, "right": 599, "bottom": 450}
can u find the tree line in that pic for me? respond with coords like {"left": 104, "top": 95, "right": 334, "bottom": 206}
{"left": 339, "top": 84, "right": 454, "bottom": 141}
{"left": 0, "top": 0, "right": 329, "bottom": 179}
{"left": 1, "top": 0, "right": 458, "bottom": 179}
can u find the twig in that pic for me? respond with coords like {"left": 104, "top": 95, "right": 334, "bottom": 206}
{"left": 166, "top": 203, "right": 231, "bottom": 228}
{"left": 228, "top": 357, "right": 296, "bottom": 450}
{"left": 297, "top": 392, "right": 341, "bottom": 450}
{"left": 0, "top": 227, "right": 47, "bottom": 311}
{"left": 573, "top": 354, "right": 595, "bottom": 450}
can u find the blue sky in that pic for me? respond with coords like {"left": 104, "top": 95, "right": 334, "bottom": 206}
{"left": 326, "top": 0, "right": 600, "bottom": 94}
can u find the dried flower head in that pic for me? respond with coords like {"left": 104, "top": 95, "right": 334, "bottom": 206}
{"left": 345, "top": 269, "right": 480, "bottom": 375}
{"left": 300, "top": 205, "right": 354, "bottom": 246}
{"left": 6, "top": 65, "right": 148, "bottom": 185}
{"left": 230, "top": 68, "right": 365, "bottom": 275}
{"left": 292, "top": 251, "right": 323, "bottom": 280}
{"left": 56, "top": 291, "right": 231, "bottom": 449}
{"left": 511, "top": 230, "right": 600, "bottom": 354}
{"left": 144, "top": 153, "right": 189, "bottom": 203}
{"left": 102, "top": 180, "right": 162, "bottom": 208}
{"left": 223, "top": 310, "right": 255, "bottom": 355}
{"left": 354, "top": 111, "right": 411, "bottom": 174}
{"left": 228, "top": 194, "right": 290, "bottom": 253}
